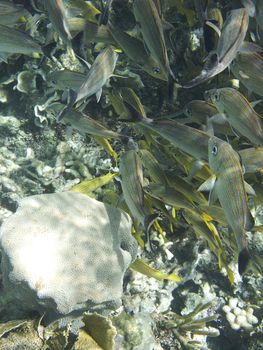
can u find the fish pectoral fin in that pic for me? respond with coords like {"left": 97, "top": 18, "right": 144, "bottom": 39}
{"left": 239, "top": 70, "right": 250, "bottom": 79}
{"left": 208, "top": 113, "right": 227, "bottom": 125}
{"left": 208, "top": 183, "right": 218, "bottom": 206}
{"left": 245, "top": 181, "right": 256, "bottom": 196}
{"left": 197, "top": 175, "right": 216, "bottom": 192}
{"left": 96, "top": 88, "right": 102, "bottom": 102}
{"left": 197, "top": 175, "right": 217, "bottom": 206}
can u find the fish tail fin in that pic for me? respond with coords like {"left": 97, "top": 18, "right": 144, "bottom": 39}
{"left": 57, "top": 89, "right": 77, "bottom": 122}
{"left": 144, "top": 213, "right": 159, "bottom": 251}
{"left": 120, "top": 101, "right": 153, "bottom": 124}
{"left": 68, "top": 89, "right": 77, "bottom": 106}
{"left": 144, "top": 213, "right": 159, "bottom": 233}
{"left": 238, "top": 248, "right": 250, "bottom": 275}
{"left": 57, "top": 105, "right": 69, "bottom": 122}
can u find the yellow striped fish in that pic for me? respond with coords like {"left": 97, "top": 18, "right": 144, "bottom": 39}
{"left": 57, "top": 46, "right": 118, "bottom": 120}
{"left": 123, "top": 102, "right": 210, "bottom": 161}
{"left": 205, "top": 87, "right": 263, "bottom": 146}
{"left": 44, "top": 0, "right": 72, "bottom": 45}
{"left": 239, "top": 147, "right": 263, "bottom": 173}
{"left": 230, "top": 42, "right": 263, "bottom": 97}
{"left": 60, "top": 108, "right": 121, "bottom": 139}
{"left": 146, "top": 183, "right": 196, "bottom": 211}
{"left": 183, "top": 100, "right": 218, "bottom": 124}
{"left": 0, "top": 24, "right": 41, "bottom": 55}
{"left": 181, "top": 100, "right": 232, "bottom": 136}
{"left": 47, "top": 69, "right": 86, "bottom": 90}
{"left": 133, "top": 0, "right": 174, "bottom": 81}
{"left": 119, "top": 150, "right": 157, "bottom": 234}
{"left": 184, "top": 8, "right": 248, "bottom": 88}
{"left": 0, "top": 1, "right": 29, "bottom": 25}
{"left": 108, "top": 22, "right": 167, "bottom": 80}
{"left": 84, "top": 22, "right": 115, "bottom": 45}
{"left": 256, "top": 0, "right": 263, "bottom": 30}
{"left": 119, "top": 150, "right": 148, "bottom": 228}
{"left": 198, "top": 136, "right": 254, "bottom": 274}
{"left": 139, "top": 118, "right": 210, "bottom": 161}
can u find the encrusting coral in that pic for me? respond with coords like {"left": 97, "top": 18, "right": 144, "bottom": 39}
{"left": 0, "top": 191, "right": 137, "bottom": 318}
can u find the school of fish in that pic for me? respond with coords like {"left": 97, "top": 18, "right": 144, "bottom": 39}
{"left": 1, "top": 0, "right": 263, "bottom": 279}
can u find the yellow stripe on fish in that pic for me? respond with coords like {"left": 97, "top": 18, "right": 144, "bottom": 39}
{"left": 205, "top": 88, "right": 263, "bottom": 146}
{"left": 198, "top": 136, "right": 254, "bottom": 274}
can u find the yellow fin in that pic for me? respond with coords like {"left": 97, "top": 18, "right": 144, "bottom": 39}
{"left": 93, "top": 136, "right": 118, "bottom": 161}
{"left": 130, "top": 258, "right": 181, "bottom": 282}
{"left": 70, "top": 173, "right": 117, "bottom": 195}
{"left": 132, "top": 228, "right": 145, "bottom": 248}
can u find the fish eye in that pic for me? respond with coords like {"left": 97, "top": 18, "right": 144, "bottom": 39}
{"left": 213, "top": 92, "right": 219, "bottom": 101}
{"left": 185, "top": 107, "right": 191, "bottom": 116}
{"left": 212, "top": 145, "right": 218, "bottom": 155}
{"left": 153, "top": 67, "right": 161, "bottom": 74}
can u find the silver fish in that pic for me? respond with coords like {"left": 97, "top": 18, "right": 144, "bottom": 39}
{"left": 183, "top": 100, "right": 218, "bottom": 124}
{"left": 180, "top": 100, "right": 233, "bottom": 136}
{"left": 47, "top": 69, "right": 86, "bottom": 90}
{"left": 133, "top": 0, "right": 174, "bottom": 80}
{"left": 184, "top": 8, "right": 249, "bottom": 88}
{"left": 108, "top": 22, "right": 167, "bottom": 80}
{"left": 119, "top": 150, "right": 156, "bottom": 233}
{"left": 230, "top": 42, "right": 263, "bottom": 97}
{"left": 241, "top": 0, "right": 256, "bottom": 17}
{"left": 44, "top": 0, "right": 72, "bottom": 45}
{"left": 58, "top": 46, "right": 118, "bottom": 121}
{"left": 198, "top": 136, "right": 254, "bottom": 274}
{"left": 139, "top": 117, "right": 210, "bottom": 161}
{"left": 0, "top": 24, "right": 41, "bottom": 55}
{"left": 84, "top": 22, "right": 115, "bottom": 45}
{"left": 61, "top": 108, "right": 121, "bottom": 139}
{"left": 256, "top": 0, "right": 263, "bottom": 30}
{"left": 239, "top": 147, "right": 263, "bottom": 173}
{"left": 0, "top": 1, "right": 29, "bottom": 25}
{"left": 146, "top": 183, "right": 195, "bottom": 211}
{"left": 205, "top": 87, "right": 263, "bottom": 146}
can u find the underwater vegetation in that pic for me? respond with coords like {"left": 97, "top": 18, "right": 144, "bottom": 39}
{"left": 0, "top": 0, "right": 263, "bottom": 349}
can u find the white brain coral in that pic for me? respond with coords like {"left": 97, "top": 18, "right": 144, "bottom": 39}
{"left": 0, "top": 192, "right": 137, "bottom": 316}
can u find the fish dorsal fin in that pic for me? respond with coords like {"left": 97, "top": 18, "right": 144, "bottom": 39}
{"left": 208, "top": 181, "right": 218, "bottom": 206}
